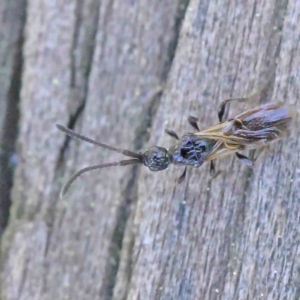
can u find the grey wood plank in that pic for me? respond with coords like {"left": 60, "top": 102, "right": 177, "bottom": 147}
{"left": 127, "top": 0, "right": 300, "bottom": 299}
{"left": 1, "top": 0, "right": 181, "bottom": 299}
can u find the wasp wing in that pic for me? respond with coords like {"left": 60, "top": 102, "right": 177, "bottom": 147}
{"left": 195, "top": 102, "right": 293, "bottom": 149}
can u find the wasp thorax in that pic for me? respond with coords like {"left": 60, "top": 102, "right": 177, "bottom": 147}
{"left": 143, "top": 146, "right": 170, "bottom": 171}
{"left": 169, "top": 134, "right": 216, "bottom": 168}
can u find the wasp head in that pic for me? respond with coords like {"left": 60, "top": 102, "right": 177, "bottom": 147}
{"left": 143, "top": 146, "right": 170, "bottom": 171}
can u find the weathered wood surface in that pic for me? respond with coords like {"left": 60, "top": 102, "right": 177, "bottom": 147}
{"left": 0, "top": 0, "right": 26, "bottom": 235}
{"left": 1, "top": 0, "right": 300, "bottom": 300}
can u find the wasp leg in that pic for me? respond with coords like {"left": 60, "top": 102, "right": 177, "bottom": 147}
{"left": 210, "top": 160, "right": 222, "bottom": 178}
{"left": 223, "top": 118, "right": 244, "bottom": 136}
{"left": 218, "top": 98, "right": 251, "bottom": 122}
{"left": 176, "top": 167, "right": 187, "bottom": 184}
{"left": 253, "top": 148, "right": 264, "bottom": 161}
{"left": 218, "top": 84, "right": 270, "bottom": 122}
{"left": 188, "top": 116, "right": 200, "bottom": 131}
{"left": 253, "top": 145, "right": 273, "bottom": 161}
{"left": 235, "top": 152, "right": 254, "bottom": 167}
{"left": 165, "top": 129, "right": 179, "bottom": 140}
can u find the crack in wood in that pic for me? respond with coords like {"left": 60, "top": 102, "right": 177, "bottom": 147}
{"left": 0, "top": 0, "right": 26, "bottom": 236}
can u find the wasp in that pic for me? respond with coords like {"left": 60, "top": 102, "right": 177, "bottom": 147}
{"left": 57, "top": 95, "right": 293, "bottom": 199}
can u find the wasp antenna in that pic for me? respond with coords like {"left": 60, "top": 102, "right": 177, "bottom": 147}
{"left": 56, "top": 124, "right": 142, "bottom": 159}
{"left": 60, "top": 159, "right": 140, "bottom": 199}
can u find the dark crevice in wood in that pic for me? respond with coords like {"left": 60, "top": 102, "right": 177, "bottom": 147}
{"left": 98, "top": 1, "right": 191, "bottom": 296}
{"left": 52, "top": 0, "right": 192, "bottom": 297}
{"left": 0, "top": 2, "right": 26, "bottom": 236}
{"left": 56, "top": 0, "right": 100, "bottom": 170}
{"left": 133, "top": 88, "right": 164, "bottom": 151}
{"left": 70, "top": 0, "right": 84, "bottom": 89}
{"left": 153, "top": 186, "right": 178, "bottom": 299}
{"left": 162, "top": 0, "right": 190, "bottom": 81}
{"left": 51, "top": 9, "right": 101, "bottom": 269}
{"left": 43, "top": 1, "right": 101, "bottom": 292}
{"left": 117, "top": 1, "right": 191, "bottom": 299}
{"left": 56, "top": 100, "right": 86, "bottom": 169}
{"left": 104, "top": 0, "right": 192, "bottom": 294}
{"left": 102, "top": 90, "right": 163, "bottom": 300}
{"left": 101, "top": 165, "right": 139, "bottom": 300}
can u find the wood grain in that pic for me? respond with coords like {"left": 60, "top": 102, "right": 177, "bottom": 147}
{"left": 1, "top": 0, "right": 300, "bottom": 300}
{"left": 128, "top": 0, "right": 300, "bottom": 299}
{"left": 1, "top": 0, "right": 181, "bottom": 299}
